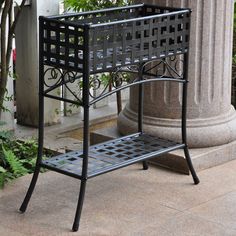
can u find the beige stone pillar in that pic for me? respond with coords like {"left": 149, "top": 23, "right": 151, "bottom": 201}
{"left": 15, "top": 0, "right": 61, "bottom": 127}
{"left": 118, "top": 0, "right": 236, "bottom": 148}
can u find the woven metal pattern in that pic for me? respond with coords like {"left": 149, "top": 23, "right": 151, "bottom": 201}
{"left": 40, "top": 4, "right": 190, "bottom": 73}
{"left": 90, "top": 12, "right": 190, "bottom": 72}
{"left": 42, "top": 133, "right": 182, "bottom": 178}
{"left": 41, "top": 18, "right": 84, "bottom": 71}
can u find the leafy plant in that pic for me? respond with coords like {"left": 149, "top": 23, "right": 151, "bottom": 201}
{"left": 0, "top": 125, "right": 47, "bottom": 188}
{"left": 233, "top": 54, "right": 236, "bottom": 65}
{"left": 100, "top": 73, "right": 111, "bottom": 86}
{"left": 0, "top": 129, "right": 12, "bottom": 142}
{"left": 0, "top": 166, "right": 6, "bottom": 188}
{"left": 0, "top": 144, "right": 30, "bottom": 188}
{"left": 0, "top": 1, "right": 27, "bottom": 116}
{"left": 64, "top": 0, "right": 128, "bottom": 12}
{"left": 2, "top": 146, "right": 28, "bottom": 178}
{"left": 234, "top": 6, "right": 236, "bottom": 31}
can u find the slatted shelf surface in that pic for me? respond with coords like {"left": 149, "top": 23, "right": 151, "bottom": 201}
{"left": 41, "top": 133, "right": 185, "bottom": 179}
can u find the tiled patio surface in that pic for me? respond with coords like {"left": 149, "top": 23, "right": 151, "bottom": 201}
{"left": 0, "top": 159, "right": 236, "bottom": 236}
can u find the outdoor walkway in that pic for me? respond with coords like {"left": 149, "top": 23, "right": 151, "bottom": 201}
{"left": 0, "top": 159, "right": 236, "bottom": 236}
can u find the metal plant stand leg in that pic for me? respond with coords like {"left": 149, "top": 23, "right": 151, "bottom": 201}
{"left": 19, "top": 32, "right": 45, "bottom": 211}
{"left": 142, "top": 161, "right": 149, "bottom": 170}
{"left": 19, "top": 97, "right": 44, "bottom": 212}
{"left": 183, "top": 146, "right": 200, "bottom": 184}
{"left": 72, "top": 104, "right": 89, "bottom": 232}
{"left": 72, "top": 36, "right": 90, "bottom": 231}
{"left": 19, "top": 167, "right": 41, "bottom": 212}
{"left": 19, "top": 112, "right": 44, "bottom": 212}
{"left": 182, "top": 54, "right": 200, "bottom": 185}
{"left": 19, "top": 106, "right": 44, "bottom": 212}
{"left": 138, "top": 64, "right": 149, "bottom": 171}
{"left": 72, "top": 180, "right": 87, "bottom": 231}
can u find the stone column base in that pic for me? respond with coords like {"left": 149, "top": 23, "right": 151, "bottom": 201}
{"left": 150, "top": 139, "right": 236, "bottom": 174}
{"left": 117, "top": 104, "right": 236, "bottom": 148}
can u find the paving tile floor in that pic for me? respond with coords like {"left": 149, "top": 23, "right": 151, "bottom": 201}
{"left": 0, "top": 160, "right": 236, "bottom": 236}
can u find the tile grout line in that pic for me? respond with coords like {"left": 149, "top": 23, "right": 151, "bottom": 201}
{"left": 184, "top": 189, "right": 236, "bottom": 212}
{"left": 184, "top": 211, "right": 236, "bottom": 232}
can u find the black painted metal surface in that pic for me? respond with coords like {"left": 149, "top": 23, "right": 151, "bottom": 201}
{"left": 41, "top": 133, "right": 185, "bottom": 179}
{"left": 20, "top": 4, "right": 199, "bottom": 232}
{"left": 40, "top": 4, "right": 190, "bottom": 73}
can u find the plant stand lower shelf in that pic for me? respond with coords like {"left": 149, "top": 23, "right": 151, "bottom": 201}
{"left": 19, "top": 3, "right": 200, "bottom": 232}
{"left": 41, "top": 133, "right": 185, "bottom": 179}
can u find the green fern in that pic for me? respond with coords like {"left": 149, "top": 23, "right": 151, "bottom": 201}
{"left": 0, "top": 166, "right": 6, "bottom": 188}
{"left": 0, "top": 166, "right": 6, "bottom": 173}
{"left": 2, "top": 146, "right": 28, "bottom": 177}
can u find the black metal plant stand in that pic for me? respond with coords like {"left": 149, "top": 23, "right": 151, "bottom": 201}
{"left": 19, "top": 3, "right": 200, "bottom": 232}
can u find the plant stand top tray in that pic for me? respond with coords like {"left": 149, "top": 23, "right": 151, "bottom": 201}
{"left": 40, "top": 3, "right": 191, "bottom": 74}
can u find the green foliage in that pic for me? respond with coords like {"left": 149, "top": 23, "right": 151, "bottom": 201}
{"left": 0, "top": 138, "right": 37, "bottom": 188}
{"left": 9, "top": 140, "right": 38, "bottom": 170}
{"left": 233, "top": 54, "right": 236, "bottom": 64}
{"left": 0, "top": 129, "right": 12, "bottom": 142}
{"left": 234, "top": 5, "right": 236, "bottom": 31}
{"left": 100, "top": 73, "right": 111, "bottom": 85}
{"left": 2, "top": 146, "right": 28, "bottom": 178}
{"left": 0, "top": 87, "right": 14, "bottom": 113}
{"left": 64, "top": 0, "right": 128, "bottom": 12}
{"left": 0, "top": 166, "right": 6, "bottom": 189}
{"left": 0, "top": 144, "right": 28, "bottom": 188}
{"left": 0, "top": 126, "right": 43, "bottom": 189}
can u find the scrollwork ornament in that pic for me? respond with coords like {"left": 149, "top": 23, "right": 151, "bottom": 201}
{"left": 89, "top": 76, "right": 101, "bottom": 90}
{"left": 112, "top": 73, "right": 123, "bottom": 89}
{"left": 43, "top": 67, "right": 63, "bottom": 88}
{"left": 164, "top": 55, "right": 183, "bottom": 78}
{"left": 89, "top": 75, "right": 110, "bottom": 99}
{"left": 64, "top": 70, "right": 81, "bottom": 84}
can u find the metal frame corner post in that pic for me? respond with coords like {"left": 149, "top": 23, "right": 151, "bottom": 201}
{"left": 138, "top": 63, "right": 148, "bottom": 170}
{"left": 72, "top": 24, "right": 90, "bottom": 232}
{"left": 19, "top": 17, "right": 45, "bottom": 212}
{"left": 182, "top": 53, "right": 200, "bottom": 185}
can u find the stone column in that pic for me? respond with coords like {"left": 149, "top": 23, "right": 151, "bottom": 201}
{"left": 118, "top": 0, "right": 236, "bottom": 149}
{"left": 15, "top": 0, "right": 61, "bottom": 126}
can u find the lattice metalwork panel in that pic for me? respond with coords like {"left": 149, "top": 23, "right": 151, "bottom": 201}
{"left": 40, "top": 18, "right": 84, "bottom": 71}
{"left": 64, "top": 6, "right": 142, "bottom": 25}
{"left": 89, "top": 11, "right": 190, "bottom": 72}
{"left": 40, "top": 4, "right": 190, "bottom": 73}
{"left": 42, "top": 133, "right": 182, "bottom": 178}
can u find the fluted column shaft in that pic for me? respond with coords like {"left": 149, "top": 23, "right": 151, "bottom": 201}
{"left": 118, "top": 0, "right": 236, "bottom": 148}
